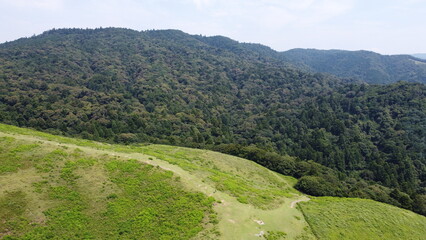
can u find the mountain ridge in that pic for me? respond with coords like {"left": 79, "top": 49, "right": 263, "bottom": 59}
{"left": 279, "top": 48, "right": 426, "bottom": 84}
{"left": 0, "top": 27, "right": 425, "bottom": 217}
{"left": 412, "top": 53, "right": 426, "bottom": 60}
{"left": 7, "top": 27, "right": 426, "bottom": 85}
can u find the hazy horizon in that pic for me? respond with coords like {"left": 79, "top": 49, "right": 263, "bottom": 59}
{"left": 3, "top": 27, "right": 426, "bottom": 56}
{"left": 1, "top": 0, "right": 425, "bottom": 55}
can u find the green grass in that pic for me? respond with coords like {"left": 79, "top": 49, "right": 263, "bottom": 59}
{"left": 0, "top": 134, "right": 216, "bottom": 239}
{"left": 0, "top": 123, "right": 299, "bottom": 209}
{"left": 4, "top": 123, "right": 426, "bottom": 240}
{"left": 0, "top": 123, "right": 314, "bottom": 239}
{"left": 0, "top": 137, "right": 41, "bottom": 173}
{"left": 298, "top": 197, "right": 426, "bottom": 240}
{"left": 135, "top": 145, "right": 299, "bottom": 209}
{"left": 0, "top": 191, "right": 29, "bottom": 236}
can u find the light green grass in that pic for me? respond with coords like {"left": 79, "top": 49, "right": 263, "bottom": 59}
{"left": 0, "top": 123, "right": 315, "bottom": 239}
{"left": 5, "top": 123, "right": 426, "bottom": 240}
{"left": 135, "top": 144, "right": 299, "bottom": 209}
{"left": 298, "top": 197, "right": 426, "bottom": 240}
{"left": 0, "top": 134, "right": 216, "bottom": 239}
{"left": 0, "top": 123, "right": 300, "bottom": 209}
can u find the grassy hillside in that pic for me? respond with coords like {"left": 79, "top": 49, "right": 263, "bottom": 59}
{"left": 0, "top": 123, "right": 315, "bottom": 239}
{"left": 1, "top": 123, "right": 426, "bottom": 239}
{"left": 0, "top": 134, "right": 216, "bottom": 239}
{"left": 299, "top": 197, "right": 426, "bottom": 240}
{"left": 1, "top": 29, "right": 426, "bottom": 216}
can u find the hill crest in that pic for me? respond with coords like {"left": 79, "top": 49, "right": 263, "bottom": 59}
{"left": 1, "top": 123, "right": 425, "bottom": 239}
{"left": 0, "top": 27, "right": 425, "bottom": 219}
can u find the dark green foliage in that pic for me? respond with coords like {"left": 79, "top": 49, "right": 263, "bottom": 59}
{"left": 264, "top": 231, "right": 287, "bottom": 240}
{"left": 295, "top": 176, "right": 340, "bottom": 196}
{"left": 281, "top": 49, "right": 426, "bottom": 84}
{"left": 212, "top": 143, "right": 422, "bottom": 214}
{"left": 0, "top": 28, "right": 425, "bottom": 215}
{"left": 212, "top": 144, "right": 297, "bottom": 176}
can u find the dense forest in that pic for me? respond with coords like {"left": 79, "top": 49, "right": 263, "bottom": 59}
{"left": 280, "top": 48, "right": 426, "bottom": 84}
{"left": 0, "top": 28, "right": 425, "bottom": 215}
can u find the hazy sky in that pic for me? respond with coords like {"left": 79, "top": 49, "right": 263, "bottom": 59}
{"left": 1, "top": 0, "right": 425, "bottom": 54}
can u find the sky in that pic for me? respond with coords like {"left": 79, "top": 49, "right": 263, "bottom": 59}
{"left": 1, "top": 0, "right": 425, "bottom": 54}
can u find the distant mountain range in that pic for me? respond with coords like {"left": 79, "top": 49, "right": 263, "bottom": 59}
{"left": 412, "top": 53, "right": 426, "bottom": 60}
{"left": 190, "top": 37, "right": 426, "bottom": 84}
{"left": 278, "top": 49, "right": 426, "bottom": 84}
{"left": 0, "top": 28, "right": 425, "bottom": 217}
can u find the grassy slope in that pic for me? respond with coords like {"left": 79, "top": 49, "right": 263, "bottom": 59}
{"left": 0, "top": 124, "right": 314, "bottom": 240}
{"left": 0, "top": 136, "right": 216, "bottom": 239}
{"left": 2, "top": 123, "right": 425, "bottom": 240}
{"left": 299, "top": 197, "right": 426, "bottom": 240}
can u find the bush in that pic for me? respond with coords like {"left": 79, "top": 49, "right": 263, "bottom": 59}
{"left": 295, "top": 176, "right": 339, "bottom": 196}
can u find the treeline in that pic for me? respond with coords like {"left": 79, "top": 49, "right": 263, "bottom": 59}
{"left": 211, "top": 144, "right": 425, "bottom": 215}
{"left": 0, "top": 28, "right": 425, "bottom": 215}
{"left": 279, "top": 48, "right": 426, "bottom": 84}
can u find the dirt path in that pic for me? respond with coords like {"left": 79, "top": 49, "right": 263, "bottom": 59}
{"left": 290, "top": 197, "right": 310, "bottom": 208}
{"left": 0, "top": 132, "right": 185, "bottom": 178}
{"left": 0, "top": 131, "right": 317, "bottom": 240}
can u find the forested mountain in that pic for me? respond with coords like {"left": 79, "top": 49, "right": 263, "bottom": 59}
{"left": 0, "top": 28, "right": 425, "bottom": 215}
{"left": 412, "top": 53, "right": 426, "bottom": 60}
{"left": 280, "top": 49, "right": 426, "bottom": 84}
